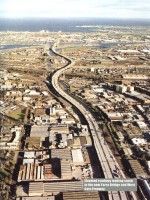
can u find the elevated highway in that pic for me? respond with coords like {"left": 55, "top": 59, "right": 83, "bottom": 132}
{"left": 49, "top": 44, "right": 137, "bottom": 200}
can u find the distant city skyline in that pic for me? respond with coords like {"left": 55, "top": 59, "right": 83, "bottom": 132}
{"left": 0, "top": 0, "right": 149, "bottom": 19}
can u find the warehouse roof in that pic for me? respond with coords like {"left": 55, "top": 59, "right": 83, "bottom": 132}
{"left": 71, "top": 149, "right": 84, "bottom": 163}
{"left": 23, "top": 159, "right": 34, "bottom": 164}
{"left": 129, "top": 160, "right": 145, "bottom": 177}
{"left": 22, "top": 197, "right": 55, "bottom": 200}
{"left": 29, "top": 181, "right": 83, "bottom": 195}
{"left": 30, "top": 125, "right": 50, "bottom": 137}
{"left": 63, "top": 191, "right": 100, "bottom": 200}
{"left": 24, "top": 151, "right": 35, "bottom": 158}
{"left": 51, "top": 149, "right": 72, "bottom": 160}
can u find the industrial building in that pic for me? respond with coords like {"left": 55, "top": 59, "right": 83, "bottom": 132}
{"left": 21, "top": 197, "right": 55, "bottom": 200}
{"left": 129, "top": 159, "right": 146, "bottom": 178}
{"left": 63, "top": 191, "right": 100, "bottom": 200}
{"left": 18, "top": 163, "right": 59, "bottom": 182}
{"left": 61, "top": 159, "right": 72, "bottom": 179}
{"left": 49, "top": 124, "right": 69, "bottom": 134}
{"left": 71, "top": 149, "right": 84, "bottom": 164}
{"left": 51, "top": 149, "right": 72, "bottom": 160}
{"left": 30, "top": 125, "right": 50, "bottom": 138}
{"left": 121, "top": 74, "right": 149, "bottom": 80}
{"left": 29, "top": 181, "right": 84, "bottom": 196}
{"left": 25, "top": 137, "right": 41, "bottom": 150}
{"left": 67, "top": 135, "right": 92, "bottom": 148}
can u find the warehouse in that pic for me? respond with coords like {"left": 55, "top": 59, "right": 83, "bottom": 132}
{"left": 61, "top": 159, "right": 72, "bottom": 179}
{"left": 71, "top": 149, "right": 84, "bottom": 164}
{"left": 129, "top": 160, "right": 146, "bottom": 178}
{"left": 51, "top": 149, "right": 72, "bottom": 160}
{"left": 30, "top": 125, "right": 50, "bottom": 138}
{"left": 50, "top": 124, "right": 69, "bottom": 134}
{"left": 63, "top": 191, "right": 100, "bottom": 200}
{"left": 18, "top": 163, "right": 59, "bottom": 182}
{"left": 22, "top": 197, "right": 55, "bottom": 200}
{"left": 24, "top": 151, "right": 35, "bottom": 158}
{"left": 29, "top": 181, "right": 84, "bottom": 196}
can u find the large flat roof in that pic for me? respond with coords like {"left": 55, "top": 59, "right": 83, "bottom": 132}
{"left": 129, "top": 160, "right": 145, "bottom": 177}
{"left": 122, "top": 74, "right": 148, "bottom": 80}
{"left": 63, "top": 191, "right": 100, "bottom": 200}
{"left": 71, "top": 149, "right": 84, "bottom": 163}
{"left": 51, "top": 149, "right": 72, "bottom": 160}
{"left": 30, "top": 125, "right": 49, "bottom": 137}
{"left": 24, "top": 151, "right": 35, "bottom": 158}
{"left": 34, "top": 108, "right": 46, "bottom": 117}
{"left": 29, "top": 181, "right": 83, "bottom": 195}
{"left": 22, "top": 197, "right": 55, "bottom": 200}
{"left": 23, "top": 159, "right": 34, "bottom": 164}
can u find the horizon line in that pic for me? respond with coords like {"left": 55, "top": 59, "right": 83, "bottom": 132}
{"left": 0, "top": 17, "right": 150, "bottom": 20}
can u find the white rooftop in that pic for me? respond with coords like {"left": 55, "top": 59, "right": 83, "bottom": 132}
{"left": 24, "top": 151, "right": 35, "bottom": 158}
{"left": 23, "top": 158, "right": 34, "bottom": 164}
{"left": 71, "top": 149, "right": 84, "bottom": 163}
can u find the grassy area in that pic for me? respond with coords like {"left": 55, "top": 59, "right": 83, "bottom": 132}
{"left": 0, "top": 168, "right": 9, "bottom": 178}
{"left": 7, "top": 109, "right": 25, "bottom": 121}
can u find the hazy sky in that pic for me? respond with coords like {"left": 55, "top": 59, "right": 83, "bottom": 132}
{"left": 0, "top": 0, "right": 149, "bottom": 18}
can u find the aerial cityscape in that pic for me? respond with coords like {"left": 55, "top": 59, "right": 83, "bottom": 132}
{"left": 0, "top": 1, "right": 150, "bottom": 200}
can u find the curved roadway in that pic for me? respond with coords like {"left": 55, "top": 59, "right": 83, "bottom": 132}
{"left": 50, "top": 44, "right": 137, "bottom": 200}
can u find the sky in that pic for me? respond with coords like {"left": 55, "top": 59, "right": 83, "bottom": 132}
{"left": 0, "top": 0, "right": 149, "bottom": 19}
